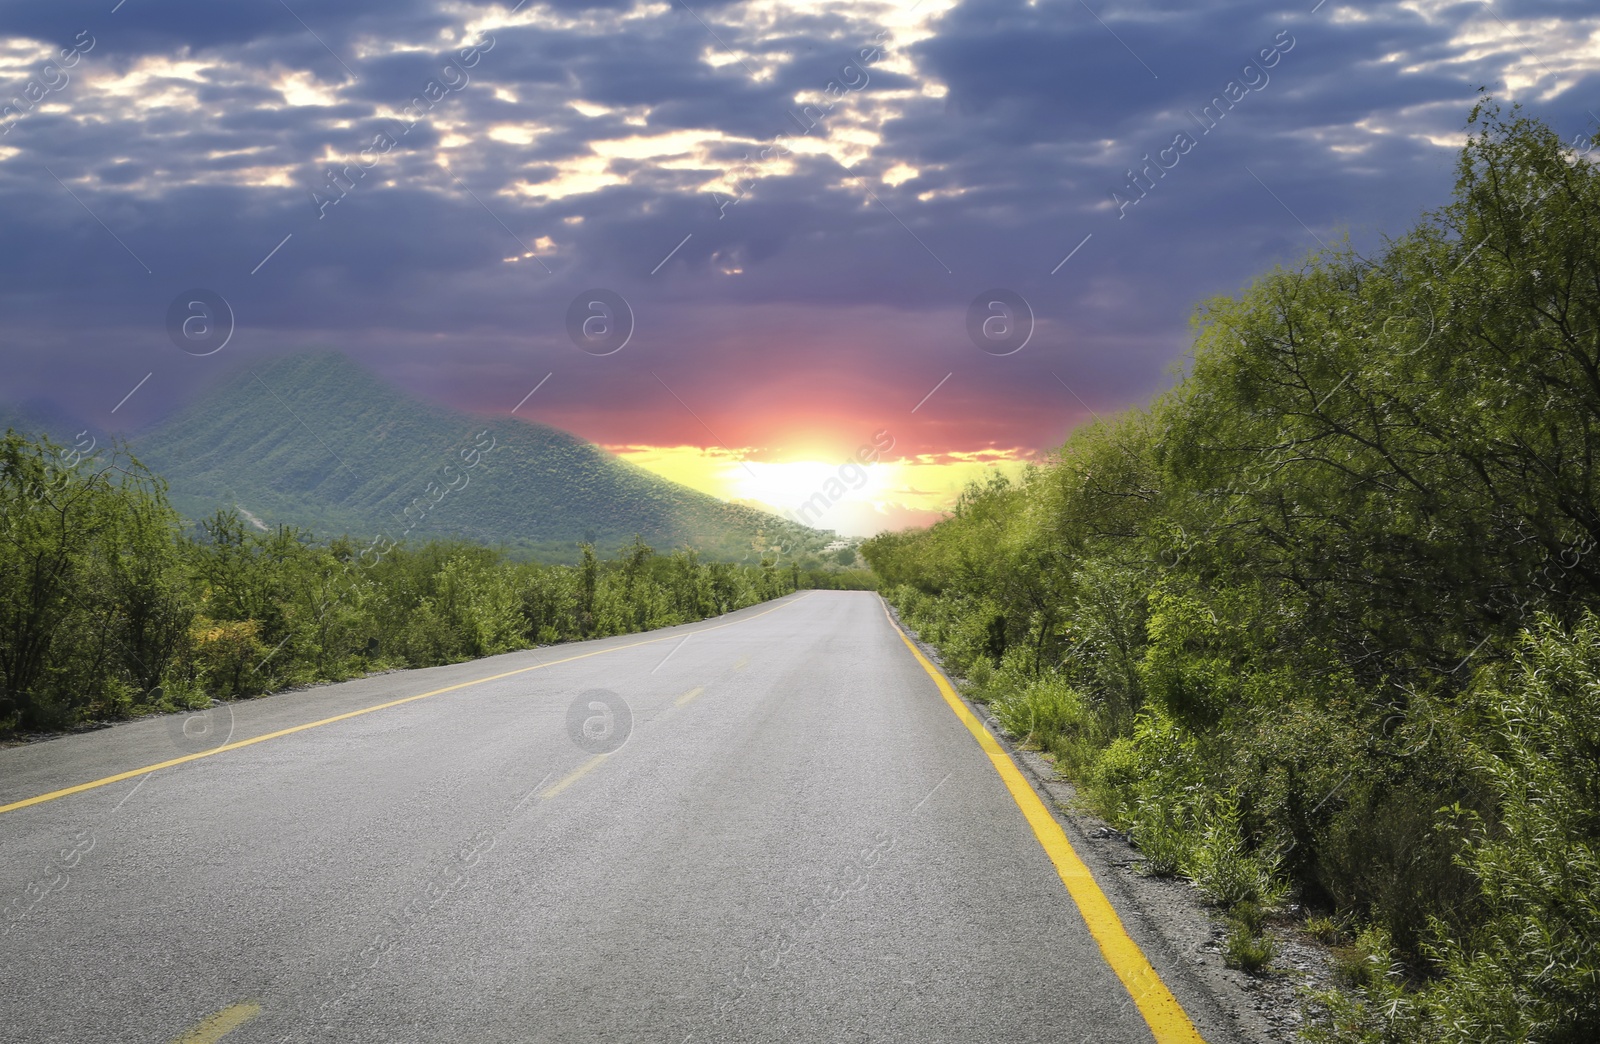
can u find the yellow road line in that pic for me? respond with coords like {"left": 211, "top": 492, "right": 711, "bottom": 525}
{"left": 882, "top": 600, "right": 1207, "bottom": 1044}
{"left": 169, "top": 1001, "right": 261, "bottom": 1043}
{"left": 0, "top": 595, "right": 809, "bottom": 818}
{"left": 539, "top": 754, "right": 608, "bottom": 800}
{"left": 675, "top": 686, "right": 706, "bottom": 707}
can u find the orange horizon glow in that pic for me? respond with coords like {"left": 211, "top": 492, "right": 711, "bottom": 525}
{"left": 607, "top": 443, "right": 1033, "bottom": 537}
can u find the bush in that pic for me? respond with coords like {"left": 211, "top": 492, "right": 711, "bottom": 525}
{"left": 185, "top": 618, "right": 267, "bottom": 699}
{"left": 1087, "top": 735, "right": 1141, "bottom": 823}
{"left": 1305, "top": 914, "right": 1346, "bottom": 945}
{"left": 1131, "top": 796, "right": 1192, "bottom": 877}
{"left": 1317, "top": 779, "right": 1479, "bottom": 966}
{"left": 1186, "top": 798, "right": 1289, "bottom": 909}
{"left": 1225, "top": 916, "right": 1275, "bottom": 974}
{"left": 1108, "top": 709, "right": 1210, "bottom": 877}
{"left": 989, "top": 674, "right": 1103, "bottom": 778}
{"left": 1331, "top": 925, "right": 1399, "bottom": 992}
{"left": 0, "top": 433, "right": 191, "bottom": 730}
{"left": 1418, "top": 617, "right": 1600, "bottom": 1040}
{"left": 1139, "top": 586, "right": 1240, "bottom": 729}
{"left": 1313, "top": 617, "right": 1600, "bottom": 1042}
{"left": 962, "top": 654, "right": 995, "bottom": 694}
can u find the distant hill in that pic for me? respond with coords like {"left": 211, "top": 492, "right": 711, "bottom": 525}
{"left": 6, "top": 353, "right": 828, "bottom": 565}
{"left": 0, "top": 399, "right": 96, "bottom": 449}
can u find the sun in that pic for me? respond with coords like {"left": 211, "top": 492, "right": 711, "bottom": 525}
{"left": 724, "top": 459, "right": 888, "bottom": 513}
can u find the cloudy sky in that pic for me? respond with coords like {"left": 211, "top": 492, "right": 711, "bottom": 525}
{"left": 2, "top": 0, "right": 1596, "bottom": 534}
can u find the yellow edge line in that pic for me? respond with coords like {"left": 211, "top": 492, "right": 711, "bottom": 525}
{"left": 539, "top": 753, "right": 608, "bottom": 800}
{"left": 882, "top": 599, "right": 1207, "bottom": 1044}
{"left": 169, "top": 1000, "right": 262, "bottom": 1044}
{"left": 1, "top": 594, "right": 809, "bottom": 817}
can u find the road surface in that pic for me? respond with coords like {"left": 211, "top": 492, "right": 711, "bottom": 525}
{"left": 0, "top": 591, "right": 1214, "bottom": 1043}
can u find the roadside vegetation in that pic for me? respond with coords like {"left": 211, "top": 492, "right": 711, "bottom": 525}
{"left": 0, "top": 432, "right": 868, "bottom": 738}
{"left": 863, "top": 104, "right": 1599, "bottom": 1041}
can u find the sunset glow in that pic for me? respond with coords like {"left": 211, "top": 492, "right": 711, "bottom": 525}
{"left": 609, "top": 443, "right": 1029, "bottom": 535}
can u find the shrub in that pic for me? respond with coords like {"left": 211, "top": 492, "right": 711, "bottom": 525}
{"left": 989, "top": 675, "right": 1103, "bottom": 777}
{"left": 1131, "top": 796, "right": 1192, "bottom": 877}
{"left": 186, "top": 618, "right": 267, "bottom": 699}
{"left": 1225, "top": 919, "right": 1275, "bottom": 974}
{"left": 1087, "top": 735, "right": 1141, "bottom": 823}
{"left": 1316, "top": 616, "right": 1600, "bottom": 1042}
{"left": 1187, "top": 798, "right": 1289, "bottom": 909}
{"left": 1331, "top": 924, "right": 1398, "bottom": 992}
{"left": 1100, "top": 708, "right": 1211, "bottom": 876}
{"left": 945, "top": 597, "right": 1008, "bottom": 672}
{"left": 1139, "top": 586, "right": 1240, "bottom": 729}
{"left": 963, "top": 654, "right": 995, "bottom": 694}
{"left": 1305, "top": 914, "right": 1346, "bottom": 945}
{"left": 1231, "top": 899, "right": 1266, "bottom": 934}
{"left": 1317, "top": 779, "right": 1479, "bottom": 966}
{"left": 1417, "top": 617, "right": 1600, "bottom": 1040}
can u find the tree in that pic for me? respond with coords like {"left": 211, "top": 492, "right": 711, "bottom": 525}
{"left": 0, "top": 432, "right": 188, "bottom": 728}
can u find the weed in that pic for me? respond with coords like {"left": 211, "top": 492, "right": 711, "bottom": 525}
{"left": 1331, "top": 924, "right": 1395, "bottom": 991}
{"left": 1305, "top": 914, "right": 1345, "bottom": 945}
{"left": 1130, "top": 796, "right": 1190, "bottom": 876}
{"left": 1187, "top": 799, "right": 1289, "bottom": 908}
{"left": 1224, "top": 919, "right": 1275, "bottom": 973}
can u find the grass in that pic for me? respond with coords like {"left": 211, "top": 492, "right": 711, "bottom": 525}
{"left": 1225, "top": 920, "right": 1276, "bottom": 973}
{"left": 1305, "top": 914, "right": 1346, "bottom": 945}
{"left": 1222, "top": 899, "right": 1276, "bottom": 973}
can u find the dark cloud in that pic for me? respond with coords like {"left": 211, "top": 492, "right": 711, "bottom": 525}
{"left": 1, "top": 0, "right": 1596, "bottom": 467}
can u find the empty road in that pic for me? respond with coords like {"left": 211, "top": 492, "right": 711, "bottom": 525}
{"left": 1, "top": 591, "right": 1215, "bottom": 1043}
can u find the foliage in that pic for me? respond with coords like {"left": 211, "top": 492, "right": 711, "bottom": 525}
{"left": 0, "top": 433, "right": 188, "bottom": 730}
{"left": 986, "top": 672, "right": 1104, "bottom": 779}
{"left": 1224, "top": 901, "right": 1276, "bottom": 974}
{"left": 0, "top": 436, "right": 803, "bottom": 736}
{"left": 1185, "top": 797, "right": 1289, "bottom": 909}
{"left": 863, "top": 102, "right": 1600, "bottom": 1039}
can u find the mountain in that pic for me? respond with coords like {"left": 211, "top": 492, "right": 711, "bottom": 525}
{"left": 0, "top": 398, "right": 98, "bottom": 449}
{"left": 73, "top": 352, "right": 825, "bottom": 564}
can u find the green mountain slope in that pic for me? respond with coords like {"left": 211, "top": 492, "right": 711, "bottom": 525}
{"left": 0, "top": 399, "right": 92, "bottom": 449}
{"left": 124, "top": 352, "right": 824, "bottom": 563}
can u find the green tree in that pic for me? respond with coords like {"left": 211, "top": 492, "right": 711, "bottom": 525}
{"left": 0, "top": 433, "right": 188, "bottom": 728}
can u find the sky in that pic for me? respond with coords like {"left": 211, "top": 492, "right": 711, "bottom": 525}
{"left": 1, "top": 0, "right": 1597, "bottom": 535}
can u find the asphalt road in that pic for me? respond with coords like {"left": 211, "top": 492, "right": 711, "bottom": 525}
{"left": 0, "top": 591, "right": 1205, "bottom": 1044}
